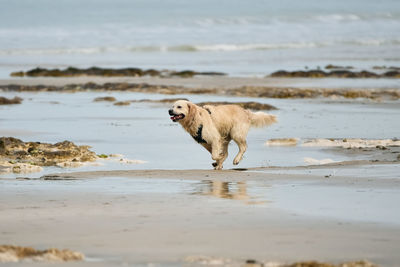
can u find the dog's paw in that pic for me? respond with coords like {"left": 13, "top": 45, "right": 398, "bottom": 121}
{"left": 214, "top": 165, "right": 223, "bottom": 170}
{"left": 233, "top": 159, "right": 240, "bottom": 165}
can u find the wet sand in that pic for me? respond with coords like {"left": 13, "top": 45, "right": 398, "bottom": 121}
{"left": 1, "top": 165, "right": 400, "bottom": 266}
{"left": 1, "top": 76, "right": 400, "bottom": 266}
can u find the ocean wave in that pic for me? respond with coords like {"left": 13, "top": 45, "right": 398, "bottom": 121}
{"left": 0, "top": 47, "right": 109, "bottom": 55}
{"left": 193, "top": 17, "right": 262, "bottom": 26}
{"left": 192, "top": 13, "right": 400, "bottom": 26}
{"left": 0, "top": 43, "right": 320, "bottom": 55}
{"left": 312, "top": 13, "right": 362, "bottom": 22}
{"left": 343, "top": 39, "right": 400, "bottom": 46}
{"left": 1, "top": 39, "right": 399, "bottom": 56}
{"left": 192, "top": 43, "right": 320, "bottom": 51}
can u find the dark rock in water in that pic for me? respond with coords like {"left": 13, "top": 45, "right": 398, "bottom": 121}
{"left": 270, "top": 69, "right": 400, "bottom": 78}
{"left": 0, "top": 137, "right": 97, "bottom": 167}
{"left": 327, "top": 70, "right": 357, "bottom": 78}
{"left": 0, "top": 96, "right": 22, "bottom": 105}
{"left": 144, "top": 68, "right": 161, "bottom": 76}
{"left": 131, "top": 98, "right": 189, "bottom": 103}
{"left": 357, "top": 70, "right": 379, "bottom": 78}
{"left": 373, "top": 65, "right": 400, "bottom": 71}
{"left": 282, "top": 260, "right": 378, "bottom": 267}
{"left": 197, "top": 101, "right": 277, "bottom": 111}
{"left": 93, "top": 96, "right": 117, "bottom": 102}
{"left": 113, "top": 101, "right": 131, "bottom": 106}
{"left": 10, "top": 67, "right": 226, "bottom": 78}
{"left": 170, "top": 70, "right": 226, "bottom": 77}
{"left": 325, "top": 64, "right": 354, "bottom": 70}
{"left": 271, "top": 70, "right": 327, "bottom": 78}
{"left": 383, "top": 71, "right": 400, "bottom": 78}
{"left": 10, "top": 71, "right": 24, "bottom": 77}
{"left": 170, "top": 70, "right": 197, "bottom": 78}
{"left": 270, "top": 70, "right": 327, "bottom": 78}
{"left": 243, "top": 259, "right": 264, "bottom": 267}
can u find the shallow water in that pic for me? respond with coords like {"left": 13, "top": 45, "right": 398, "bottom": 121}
{"left": 2, "top": 176, "right": 399, "bottom": 225}
{"left": 1, "top": 91, "right": 400, "bottom": 177}
{"left": 268, "top": 180, "right": 400, "bottom": 225}
{"left": 257, "top": 164, "right": 400, "bottom": 179}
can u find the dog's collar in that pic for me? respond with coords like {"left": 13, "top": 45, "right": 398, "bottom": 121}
{"left": 191, "top": 124, "right": 207, "bottom": 144}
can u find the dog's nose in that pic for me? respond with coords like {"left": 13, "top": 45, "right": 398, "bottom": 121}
{"left": 168, "top": 109, "right": 174, "bottom": 115}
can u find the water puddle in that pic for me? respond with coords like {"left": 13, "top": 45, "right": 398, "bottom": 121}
{"left": 1, "top": 174, "right": 399, "bottom": 225}
{"left": 191, "top": 180, "right": 269, "bottom": 205}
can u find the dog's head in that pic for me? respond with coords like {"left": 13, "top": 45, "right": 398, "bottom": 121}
{"left": 168, "top": 100, "right": 193, "bottom": 122}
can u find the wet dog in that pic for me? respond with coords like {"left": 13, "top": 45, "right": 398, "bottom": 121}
{"left": 169, "top": 100, "right": 277, "bottom": 170}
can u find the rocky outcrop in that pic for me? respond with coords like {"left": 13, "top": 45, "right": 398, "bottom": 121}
{"left": 197, "top": 101, "right": 277, "bottom": 111}
{"left": 0, "top": 245, "right": 84, "bottom": 263}
{"left": 372, "top": 66, "right": 400, "bottom": 71}
{"left": 270, "top": 69, "right": 400, "bottom": 78}
{"left": 113, "top": 101, "right": 130, "bottom": 106}
{"left": 226, "top": 86, "right": 400, "bottom": 100}
{"left": 0, "top": 137, "right": 97, "bottom": 173}
{"left": 324, "top": 64, "right": 354, "bottom": 70}
{"left": 10, "top": 67, "right": 226, "bottom": 78}
{"left": 1, "top": 83, "right": 399, "bottom": 100}
{"left": 0, "top": 82, "right": 218, "bottom": 95}
{"left": 131, "top": 98, "right": 189, "bottom": 103}
{"left": 0, "top": 96, "right": 22, "bottom": 105}
{"left": 93, "top": 96, "right": 117, "bottom": 102}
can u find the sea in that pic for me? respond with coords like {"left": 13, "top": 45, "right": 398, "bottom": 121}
{"left": 1, "top": 0, "right": 400, "bottom": 77}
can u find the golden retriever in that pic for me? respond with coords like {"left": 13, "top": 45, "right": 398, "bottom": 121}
{"left": 169, "top": 100, "right": 277, "bottom": 170}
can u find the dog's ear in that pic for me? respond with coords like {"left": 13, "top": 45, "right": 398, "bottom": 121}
{"left": 186, "top": 101, "right": 192, "bottom": 111}
{"left": 186, "top": 102, "right": 196, "bottom": 120}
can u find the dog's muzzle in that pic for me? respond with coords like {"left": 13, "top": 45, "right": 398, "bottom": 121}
{"left": 169, "top": 109, "right": 185, "bottom": 122}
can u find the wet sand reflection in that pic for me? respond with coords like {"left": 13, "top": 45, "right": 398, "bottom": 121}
{"left": 192, "top": 180, "right": 268, "bottom": 205}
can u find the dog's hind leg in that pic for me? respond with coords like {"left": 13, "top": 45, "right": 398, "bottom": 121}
{"left": 231, "top": 124, "right": 249, "bottom": 165}
{"left": 220, "top": 141, "right": 229, "bottom": 164}
{"left": 233, "top": 138, "right": 247, "bottom": 165}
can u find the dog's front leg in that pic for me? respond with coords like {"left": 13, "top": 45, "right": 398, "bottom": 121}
{"left": 211, "top": 141, "right": 224, "bottom": 170}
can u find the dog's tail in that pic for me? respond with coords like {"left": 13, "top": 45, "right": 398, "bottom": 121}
{"left": 248, "top": 110, "right": 277, "bottom": 128}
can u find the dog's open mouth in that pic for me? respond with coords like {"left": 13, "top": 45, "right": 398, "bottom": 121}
{"left": 170, "top": 114, "right": 185, "bottom": 122}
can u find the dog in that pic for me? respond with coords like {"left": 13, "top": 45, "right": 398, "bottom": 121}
{"left": 169, "top": 100, "right": 277, "bottom": 170}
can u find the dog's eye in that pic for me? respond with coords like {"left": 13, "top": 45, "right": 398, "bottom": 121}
{"left": 177, "top": 106, "right": 182, "bottom": 109}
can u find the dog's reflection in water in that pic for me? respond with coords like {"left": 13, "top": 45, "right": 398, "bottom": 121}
{"left": 193, "top": 180, "right": 268, "bottom": 204}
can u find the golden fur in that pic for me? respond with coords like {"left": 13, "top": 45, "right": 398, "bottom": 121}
{"left": 169, "top": 100, "right": 277, "bottom": 170}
